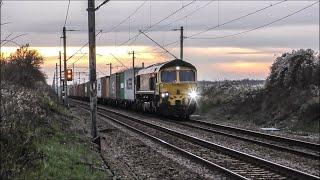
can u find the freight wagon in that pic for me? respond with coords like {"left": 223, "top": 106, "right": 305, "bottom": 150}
{"left": 69, "top": 59, "right": 198, "bottom": 119}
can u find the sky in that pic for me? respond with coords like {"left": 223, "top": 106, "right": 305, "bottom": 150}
{"left": 1, "top": 0, "right": 319, "bottom": 84}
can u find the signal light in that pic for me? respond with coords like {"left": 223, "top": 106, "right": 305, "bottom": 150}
{"left": 66, "top": 69, "right": 73, "bottom": 81}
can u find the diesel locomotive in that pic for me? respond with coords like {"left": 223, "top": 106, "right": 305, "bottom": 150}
{"left": 69, "top": 59, "right": 198, "bottom": 119}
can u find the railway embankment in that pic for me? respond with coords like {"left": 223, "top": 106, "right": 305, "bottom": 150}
{"left": 0, "top": 45, "right": 112, "bottom": 179}
{"left": 199, "top": 49, "right": 319, "bottom": 137}
{"left": 0, "top": 82, "right": 112, "bottom": 179}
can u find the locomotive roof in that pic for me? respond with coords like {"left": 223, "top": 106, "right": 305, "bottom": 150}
{"left": 137, "top": 59, "right": 196, "bottom": 75}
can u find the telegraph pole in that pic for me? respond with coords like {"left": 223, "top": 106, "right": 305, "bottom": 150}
{"left": 52, "top": 72, "right": 56, "bottom": 89}
{"left": 78, "top": 72, "right": 80, "bottom": 84}
{"left": 0, "top": 0, "right": 2, "bottom": 59}
{"left": 180, "top": 26, "right": 183, "bottom": 60}
{"left": 56, "top": 63, "right": 58, "bottom": 94}
{"left": 0, "top": 1, "right": 2, "bottom": 119}
{"left": 129, "top": 51, "right": 135, "bottom": 100}
{"left": 59, "top": 51, "right": 62, "bottom": 101}
{"left": 88, "top": 0, "right": 97, "bottom": 139}
{"left": 172, "top": 26, "right": 184, "bottom": 60}
{"left": 106, "top": 63, "right": 112, "bottom": 76}
{"left": 72, "top": 63, "right": 75, "bottom": 85}
{"left": 63, "top": 26, "right": 68, "bottom": 106}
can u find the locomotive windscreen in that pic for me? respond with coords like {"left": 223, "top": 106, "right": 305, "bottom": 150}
{"left": 179, "top": 70, "right": 195, "bottom": 82}
{"left": 161, "top": 71, "right": 177, "bottom": 82}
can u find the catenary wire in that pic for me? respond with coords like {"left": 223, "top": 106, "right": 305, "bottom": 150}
{"left": 189, "top": 1, "right": 318, "bottom": 40}
{"left": 187, "top": 0, "right": 287, "bottom": 38}
{"left": 163, "top": 0, "right": 287, "bottom": 47}
{"left": 106, "top": 0, "right": 148, "bottom": 34}
{"left": 118, "top": 0, "right": 197, "bottom": 47}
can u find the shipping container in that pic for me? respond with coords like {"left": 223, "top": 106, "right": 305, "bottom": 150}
{"left": 110, "top": 74, "right": 117, "bottom": 99}
{"left": 97, "top": 78, "right": 102, "bottom": 98}
{"left": 116, "top": 72, "right": 125, "bottom": 99}
{"left": 76, "top": 84, "right": 79, "bottom": 97}
{"left": 124, "top": 68, "right": 135, "bottom": 100}
{"left": 97, "top": 76, "right": 110, "bottom": 98}
{"left": 79, "top": 83, "right": 85, "bottom": 97}
{"left": 101, "top": 76, "right": 110, "bottom": 98}
{"left": 85, "top": 82, "right": 90, "bottom": 97}
{"left": 77, "top": 84, "right": 81, "bottom": 97}
{"left": 68, "top": 85, "right": 74, "bottom": 97}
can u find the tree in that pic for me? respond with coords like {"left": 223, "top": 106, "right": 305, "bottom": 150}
{"left": 1, "top": 44, "right": 46, "bottom": 87}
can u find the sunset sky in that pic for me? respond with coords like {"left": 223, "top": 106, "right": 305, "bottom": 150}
{"left": 1, "top": 1, "right": 319, "bottom": 84}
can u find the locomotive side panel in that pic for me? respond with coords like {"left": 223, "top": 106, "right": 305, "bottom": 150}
{"left": 139, "top": 74, "right": 151, "bottom": 91}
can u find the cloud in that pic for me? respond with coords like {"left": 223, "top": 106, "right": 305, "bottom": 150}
{"left": 1, "top": 1, "right": 318, "bottom": 83}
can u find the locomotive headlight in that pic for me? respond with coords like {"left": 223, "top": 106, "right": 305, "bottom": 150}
{"left": 188, "top": 90, "right": 198, "bottom": 99}
{"left": 161, "top": 92, "right": 169, "bottom": 98}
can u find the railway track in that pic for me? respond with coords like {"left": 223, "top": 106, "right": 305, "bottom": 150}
{"left": 72, "top": 100, "right": 319, "bottom": 180}
{"left": 172, "top": 120, "right": 320, "bottom": 160}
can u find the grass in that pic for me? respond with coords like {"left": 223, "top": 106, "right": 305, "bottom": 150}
{"left": 23, "top": 132, "right": 110, "bottom": 180}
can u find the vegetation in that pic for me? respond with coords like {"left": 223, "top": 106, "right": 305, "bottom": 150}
{"left": 200, "top": 49, "right": 319, "bottom": 133}
{"left": 0, "top": 46, "right": 109, "bottom": 179}
{"left": 1, "top": 44, "right": 46, "bottom": 88}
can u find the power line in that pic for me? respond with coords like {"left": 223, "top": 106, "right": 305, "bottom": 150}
{"left": 118, "top": 0, "right": 197, "bottom": 47}
{"left": 71, "top": 53, "right": 87, "bottom": 64}
{"left": 63, "top": 0, "right": 71, "bottom": 27}
{"left": 95, "top": 0, "right": 111, "bottom": 11}
{"left": 189, "top": 1, "right": 319, "bottom": 40}
{"left": 105, "top": 0, "right": 148, "bottom": 34}
{"left": 139, "top": 30, "right": 178, "bottom": 59}
{"left": 66, "top": 30, "right": 102, "bottom": 61}
{"left": 0, "top": 22, "right": 11, "bottom": 26}
{"left": 110, "top": 53, "right": 129, "bottom": 69}
{"left": 163, "top": 0, "right": 287, "bottom": 47}
{"left": 158, "top": 0, "right": 215, "bottom": 31}
{"left": 187, "top": 0, "right": 287, "bottom": 38}
{"left": 1, "top": 40, "right": 21, "bottom": 47}
{"left": 1, "top": 33, "right": 27, "bottom": 46}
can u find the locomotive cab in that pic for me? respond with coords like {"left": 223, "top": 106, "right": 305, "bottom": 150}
{"left": 136, "top": 59, "right": 198, "bottom": 119}
{"left": 157, "top": 60, "right": 197, "bottom": 119}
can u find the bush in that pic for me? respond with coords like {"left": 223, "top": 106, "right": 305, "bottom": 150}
{"left": 266, "top": 49, "right": 319, "bottom": 91}
{"left": 199, "top": 49, "right": 319, "bottom": 132}
{"left": 0, "top": 83, "right": 53, "bottom": 178}
{"left": 0, "top": 45, "right": 54, "bottom": 178}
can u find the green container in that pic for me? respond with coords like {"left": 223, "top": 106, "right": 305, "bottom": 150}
{"left": 116, "top": 72, "right": 125, "bottom": 99}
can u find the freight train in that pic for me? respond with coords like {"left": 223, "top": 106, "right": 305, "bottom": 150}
{"left": 69, "top": 59, "right": 198, "bottom": 119}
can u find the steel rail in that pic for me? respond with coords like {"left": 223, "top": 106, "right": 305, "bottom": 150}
{"left": 176, "top": 121, "right": 319, "bottom": 159}
{"left": 72, "top": 99, "right": 319, "bottom": 179}
{"left": 187, "top": 119, "right": 320, "bottom": 152}
{"left": 74, "top": 102, "right": 247, "bottom": 179}
{"left": 98, "top": 107, "right": 319, "bottom": 180}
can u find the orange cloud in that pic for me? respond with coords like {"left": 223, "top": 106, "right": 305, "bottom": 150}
{"left": 212, "top": 62, "right": 270, "bottom": 75}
